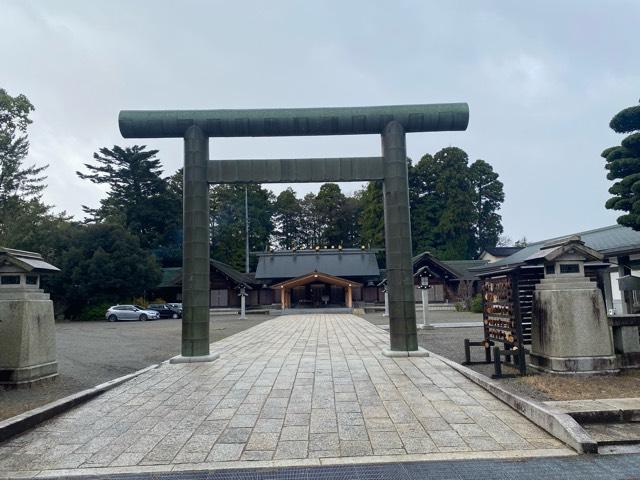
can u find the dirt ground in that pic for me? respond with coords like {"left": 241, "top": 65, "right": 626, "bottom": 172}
{"left": 512, "top": 370, "right": 640, "bottom": 401}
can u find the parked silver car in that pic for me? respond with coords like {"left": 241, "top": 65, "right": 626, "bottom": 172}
{"left": 105, "top": 305, "right": 160, "bottom": 322}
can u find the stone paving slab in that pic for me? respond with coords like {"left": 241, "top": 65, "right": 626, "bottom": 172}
{"left": 0, "top": 314, "right": 573, "bottom": 478}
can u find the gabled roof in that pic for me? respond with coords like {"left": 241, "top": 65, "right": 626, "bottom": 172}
{"left": 0, "top": 247, "right": 59, "bottom": 273}
{"left": 270, "top": 271, "right": 362, "bottom": 289}
{"left": 158, "top": 260, "right": 254, "bottom": 289}
{"left": 158, "top": 267, "right": 181, "bottom": 287}
{"left": 255, "top": 249, "right": 380, "bottom": 280}
{"left": 472, "top": 224, "right": 640, "bottom": 275}
{"left": 524, "top": 235, "right": 603, "bottom": 264}
{"left": 412, "top": 252, "right": 488, "bottom": 281}
{"left": 211, "top": 259, "right": 254, "bottom": 288}
{"left": 412, "top": 252, "right": 460, "bottom": 279}
{"left": 441, "top": 259, "right": 490, "bottom": 280}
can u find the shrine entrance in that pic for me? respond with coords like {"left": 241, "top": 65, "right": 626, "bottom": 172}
{"left": 271, "top": 271, "right": 360, "bottom": 309}
{"left": 118, "top": 103, "right": 469, "bottom": 360}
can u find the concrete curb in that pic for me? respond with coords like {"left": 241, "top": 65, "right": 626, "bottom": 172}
{"left": 427, "top": 351, "right": 598, "bottom": 453}
{"left": 0, "top": 364, "right": 159, "bottom": 443}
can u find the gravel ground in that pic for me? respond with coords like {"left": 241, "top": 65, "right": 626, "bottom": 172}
{"left": 359, "top": 311, "right": 491, "bottom": 371}
{"left": 360, "top": 311, "right": 562, "bottom": 401}
{"left": 0, "top": 313, "right": 274, "bottom": 421}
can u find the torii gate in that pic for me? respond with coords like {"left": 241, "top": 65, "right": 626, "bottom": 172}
{"left": 119, "top": 103, "right": 469, "bottom": 362}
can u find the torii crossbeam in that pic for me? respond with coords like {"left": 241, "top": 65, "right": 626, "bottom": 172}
{"left": 119, "top": 103, "right": 469, "bottom": 362}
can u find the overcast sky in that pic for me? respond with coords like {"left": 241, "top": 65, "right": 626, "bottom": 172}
{"left": 2, "top": 0, "right": 638, "bottom": 243}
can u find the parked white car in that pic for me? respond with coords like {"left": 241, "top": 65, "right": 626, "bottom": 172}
{"left": 105, "top": 305, "right": 160, "bottom": 322}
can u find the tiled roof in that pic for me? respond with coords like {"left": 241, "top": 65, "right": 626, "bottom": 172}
{"left": 0, "top": 247, "right": 59, "bottom": 273}
{"left": 255, "top": 249, "right": 380, "bottom": 280}
{"left": 158, "top": 261, "right": 254, "bottom": 288}
{"left": 472, "top": 224, "right": 640, "bottom": 274}
{"left": 441, "top": 259, "right": 490, "bottom": 280}
{"left": 412, "top": 252, "right": 488, "bottom": 281}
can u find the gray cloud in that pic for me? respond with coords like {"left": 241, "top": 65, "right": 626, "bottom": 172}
{"left": 2, "top": 0, "right": 638, "bottom": 242}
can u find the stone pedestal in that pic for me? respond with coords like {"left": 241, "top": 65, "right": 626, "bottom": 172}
{"left": 613, "top": 326, "right": 640, "bottom": 354}
{"left": 530, "top": 277, "right": 617, "bottom": 374}
{"left": 0, "top": 289, "right": 58, "bottom": 386}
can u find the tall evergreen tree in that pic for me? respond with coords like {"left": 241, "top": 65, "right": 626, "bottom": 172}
{"left": 0, "top": 89, "right": 47, "bottom": 204}
{"left": 210, "top": 184, "right": 274, "bottom": 270}
{"left": 469, "top": 159, "right": 504, "bottom": 253}
{"left": 341, "top": 195, "right": 362, "bottom": 246}
{"left": 299, "top": 192, "right": 322, "bottom": 248}
{"left": 603, "top": 100, "right": 640, "bottom": 229}
{"left": 43, "top": 223, "right": 162, "bottom": 317}
{"left": 315, "top": 183, "right": 348, "bottom": 246}
{"left": 154, "top": 168, "right": 183, "bottom": 266}
{"left": 409, "top": 148, "right": 504, "bottom": 259}
{"left": 0, "top": 88, "right": 51, "bottom": 244}
{"left": 357, "top": 181, "right": 385, "bottom": 248}
{"left": 430, "top": 147, "right": 476, "bottom": 259}
{"left": 76, "top": 145, "right": 180, "bottom": 251}
{"left": 273, "top": 188, "right": 302, "bottom": 249}
{"left": 410, "top": 154, "right": 443, "bottom": 255}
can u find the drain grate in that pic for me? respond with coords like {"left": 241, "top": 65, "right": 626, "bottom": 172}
{"left": 40, "top": 454, "right": 640, "bottom": 480}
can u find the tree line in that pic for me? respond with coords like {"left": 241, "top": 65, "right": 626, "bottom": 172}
{"left": 0, "top": 88, "right": 506, "bottom": 318}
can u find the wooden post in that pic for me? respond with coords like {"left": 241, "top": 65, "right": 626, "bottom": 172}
{"left": 280, "top": 287, "right": 285, "bottom": 310}
{"left": 346, "top": 285, "right": 353, "bottom": 308}
{"left": 511, "top": 270, "right": 526, "bottom": 375}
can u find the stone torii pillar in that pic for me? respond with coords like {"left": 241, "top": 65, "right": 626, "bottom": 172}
{"left": 382, "top": 121, "right": 419, "bottom": 353}
{"left": 119, "top": 103, "right": 469, "bottom": 361}
{"left": 177, "top": 125, "right": 217, "bottom": 363}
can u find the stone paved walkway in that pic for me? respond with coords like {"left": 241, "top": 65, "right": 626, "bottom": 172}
{"left": 0, "top": 314, "right": 573, "bottom": 478}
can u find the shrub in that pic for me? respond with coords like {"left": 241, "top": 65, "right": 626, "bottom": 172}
{"left": 470, "top": 294, "right": 483, "bottom": 313}
{"left": 75, "top": 302, "right": 114, "bottom": 321}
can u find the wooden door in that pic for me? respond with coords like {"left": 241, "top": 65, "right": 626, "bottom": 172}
{"left": 210, "top": 289, "right": 228, "bottom": 307}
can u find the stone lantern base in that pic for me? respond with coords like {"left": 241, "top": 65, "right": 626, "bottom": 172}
{"left": 529, "top": 276, "right": 617, "bottom": 374}
{"left": 0, "top": 290, "right": 58, "bottom": 386}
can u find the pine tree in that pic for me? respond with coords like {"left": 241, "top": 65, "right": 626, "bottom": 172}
{"left": 603, "top": 100, "right": 640, "bottom": 229}
{"left": 76, "top": 145, "right": 178, "bottom": 250}
{"left": 469, "top": 159, "right": 504, "bottom": 253}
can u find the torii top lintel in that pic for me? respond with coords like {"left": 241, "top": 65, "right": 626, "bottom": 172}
{"left": 119, "top": 103, "right": 469, "bottom": 139}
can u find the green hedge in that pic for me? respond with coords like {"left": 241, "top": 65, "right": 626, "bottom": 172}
{"left": 470, "top": 294, "right": 483, "bottom": 313}
{"left": 75, "top": 302, "right": 114, "bottom": 321}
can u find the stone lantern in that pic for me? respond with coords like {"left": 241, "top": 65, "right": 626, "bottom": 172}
{"left": 0, "top": 247, "right": 60, "bottom": 386}
{"left": 527, "top": 236, "right": 616, "bottom": 373}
